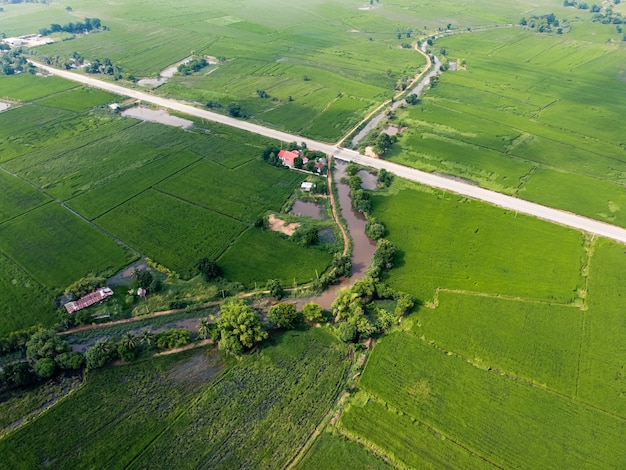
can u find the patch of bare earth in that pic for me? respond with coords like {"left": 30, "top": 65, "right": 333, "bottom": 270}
{"left": 268, "top": 213, "right": 300, "bottom": 236}
{"left": 364, "top": 146, "right": 378, "bottom": 158}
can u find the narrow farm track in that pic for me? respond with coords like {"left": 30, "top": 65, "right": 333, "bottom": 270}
{"left": 30, "top": 62, "right": 626, "bottom": 245}
{"left": 326, "top": 155, "right": 350, "bottom": 257}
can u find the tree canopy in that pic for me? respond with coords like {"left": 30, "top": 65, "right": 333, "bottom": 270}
{"left": 217, "top": 299, "right": 267, "bottom": 354}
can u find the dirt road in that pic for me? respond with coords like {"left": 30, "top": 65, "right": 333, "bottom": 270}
{"left": 31, "top": 61, "right": 626, "bottom": 245}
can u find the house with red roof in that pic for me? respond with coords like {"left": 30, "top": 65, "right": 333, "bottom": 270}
{"left": 64, "top": 287, "right": 114, "bottom": 314}
{"left": 278, "top": 149, "right": 308, "bottom": 168}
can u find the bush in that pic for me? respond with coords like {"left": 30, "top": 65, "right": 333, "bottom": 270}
{"left": 267, "top": 303, "right": 299, "bottom": 329}
{"left": 34, "top": 358, "right": 56, "bottom": 378}
{"left": 336, "top": 322, "right": 357, "bottom": 343}
{"left": 55, "top": 352, "right": 85, "bottom": 370}
{"left": 302, "top": 303, "right": 324, "bottom": 323}
{"left": 365, "top": 219, "right": 386, "bottom": 240}
{"left": 267, "top": 279, "right": 285, "bottom": 300}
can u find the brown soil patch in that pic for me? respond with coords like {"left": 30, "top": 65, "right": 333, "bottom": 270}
{"left": 364, "top": 146, "right": 378, "bottom": 158}
{"left": 268, "top": 213, "right": 300, "bottom": 236}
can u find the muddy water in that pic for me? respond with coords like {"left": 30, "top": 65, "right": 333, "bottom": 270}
{"left": 297, "top": 160, "right": 377, "bottom": 309}
{"left": 358, "top": 169, "right": 378, "bottom": 190}
{"left": 289, "top": 200, "right": 326, "bottom": 220}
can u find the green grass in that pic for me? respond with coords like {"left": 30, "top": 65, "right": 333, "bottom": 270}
{"left": 0, "top": 74, "right": 76, "bottom": 101}
{"left": 372, "top": 183, "right": 586, "bottom": 303}
{"left": 0, "top": 375, "right": 83, "bottom": 436}
{"left": 66, "top": 150, "right": 200, "bottom": 220}
{"left": 0, "top": 328, "right": 350, "bottom": 469}
{"left": 0, "top": 171, "right": 50, "bottom": 224}
{"left": 413, "top": 292, "right": 582, "bottom": 395}
{"left": 0, "top": 253, "right": 54, "bottom": 337}
{"left": 578, "top": 239, "right": 626, "bottom": 418}
{"left": 35, "top": 87, "right": 118, "bottom": 112}
{"left": 0, "top": 203, "right": 134, "bottom": 292}
{"left": 128, "top": 328, "right": 350, "bottom": 469}
{"left": 296, "top": 430, "right": 392, "bottom": 470}
{"left": 156, "top": 159, "right": 305, "bottom": 223}
{"left": 218, "top": 228, "right": 334, "bottom": 287}
{"left": 389, "top": 27, "right": 626, "bottom": 226}
{"left": 357, "top": 332, "right": 626, "bottom": 469}
{"left": 340, "top": 397, "right": 493, "bottom": 470}
{"left": 95, "top": 190, "right": 246, "bottom": 279}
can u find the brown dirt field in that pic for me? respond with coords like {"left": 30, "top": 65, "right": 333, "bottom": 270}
{"left": 268, "top": 213, "right": 300, "bottom": 236}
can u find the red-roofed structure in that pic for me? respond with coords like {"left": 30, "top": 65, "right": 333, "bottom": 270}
{"left": 64, "top": 287, "right": 114, "bottom": 314}
{"left": 278, "top": 149, "right": 300, "bottom": 168}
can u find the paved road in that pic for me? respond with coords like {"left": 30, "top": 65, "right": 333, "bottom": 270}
{"left": 32, "top": 62, "right": 626, "bottom": 244}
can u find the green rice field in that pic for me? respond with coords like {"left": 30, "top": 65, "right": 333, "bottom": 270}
{"left": 0, "top": 73, "right": 336, "bottom": 333}
{"left": 0, "top": 328, "right": 350, "bottom": 469}
{"left": 389, "top": 24, "right": 626, "bottom": 226}
{"left": 327, "top": 179, "right": 626, "bottom": 468}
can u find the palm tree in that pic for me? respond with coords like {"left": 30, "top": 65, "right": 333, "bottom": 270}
{"left": 140, "top": 330, "right": 153, "bottom": 346}
{"left": 121, "top": 332, "right": 138, "bottom": 350}
{"left": 197, "top": 318, "right": 211, "bottom": 340}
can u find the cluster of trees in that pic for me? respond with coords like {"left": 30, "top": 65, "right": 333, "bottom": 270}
{"left": 0, "top": 49, "right": 35, "bottom": 75}
{"left": 196, "top": 257, "right": 222, "bottom": 281}
{"left": 132, "top": 268, "right": 162, "bottom": 293}
{"left": 226, "top": 102, "right": 249, "bottom": 118}
{"left": 346, "top": 163, "right": 376, "bottom": 213}
{"left": 177, "top": 56, "right": 208, "bottom": 75}
{"left": 405, "top": 93, "right": 420, "bottom": 105}
{"left": 0, "top": 325, "right": 42, "bottom": 355}
{"left": 261, "top": 144, "right": 328, "bottom": 175}
{"left": 84, "top": 57, "right": 122, "bottom": 77}
{"left": 331, "top": 276, "right": 414, "bottom": 343}
{"left": 0, "top": 329, "right": 84, "bottom": 390}
{"left": 39, "top": 17, "right": 106, "bottom": 36}
{"left": 520, "top": 13, "right": 569, "bottom": 34}
{"left": 64, "top": 276, "right": 106, "bottom": 300}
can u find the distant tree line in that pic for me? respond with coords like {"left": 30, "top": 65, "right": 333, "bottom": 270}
{"left": 39, "top": 17, "right": 107, "bottom": 36}
{"left": 520, "top": 13, "right": 570, "bottom": 34}
{"left": 0, "top": 49, "right": 36, "bottom": 75}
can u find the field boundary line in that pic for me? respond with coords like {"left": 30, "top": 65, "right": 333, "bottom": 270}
{"left": 428, "top": 287, "right": 582, "bottom": 310}
{"left": 2, "top": 118, "right": 144, "bottom": 173}
{"left": 431, "top": 96, "right": 626, "bottom": 176}
{"left": 337, "top": 393, "right": 503, "bottom": 469}
{"left": 122, "top": 352, "right": 234, "bottom": 470}
{"left": 283, "top": 343, "right": 355, "bottom": 469}
{"left": 150, "top": 187, "right": 250, "bottom": 224}
{"left": 83, "top": 152, "right": 202, "bottom": 221}
{"left": 575, "top": 234, "right": 595, "bottom": 398}
{"left": 411, "top": 332, "right": 626, "bottom": 423}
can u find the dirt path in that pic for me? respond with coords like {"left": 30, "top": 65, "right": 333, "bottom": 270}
{"left": 336, "top": 43, "right": 433, "bottom": 148}
{"left": 327, "top": 155, "right": 350, "bottom": 257}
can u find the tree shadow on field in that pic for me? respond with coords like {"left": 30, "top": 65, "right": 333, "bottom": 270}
{"left": 393, "top": 249, "right": 406, "bottom": 270}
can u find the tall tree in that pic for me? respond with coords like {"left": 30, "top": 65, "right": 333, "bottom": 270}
{"left": 217, "top": 299, "right": 267, "bottom": 354}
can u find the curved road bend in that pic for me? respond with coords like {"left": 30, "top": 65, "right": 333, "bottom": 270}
{"left": 32, "top": 62, "right": 626, "bottom": 245}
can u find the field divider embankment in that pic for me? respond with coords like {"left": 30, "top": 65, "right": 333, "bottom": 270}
{"left": 30, "top": 61, "right": 626, "bottom": 245}
{"left": 428, "top": 288, "right": 584, "bottom": 310}
{"left": 335, "top": 393, "right": 503, "bottom": 470}
{"left": 150, "top": 187, "right": 249, "bottom": 224}
{"left": 86, "top": 152, "right": 202, "bottom": 221}
{"left": 410, "top": 331, "right": 626, "bottom": 423}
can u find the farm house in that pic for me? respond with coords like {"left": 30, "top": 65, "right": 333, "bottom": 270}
{"left": 64, "top": 287, "right": 114, "bottom": 314}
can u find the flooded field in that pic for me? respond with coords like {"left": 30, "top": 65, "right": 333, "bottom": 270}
{"left": 121, "top": 106, "right": 193, "bottom": 129}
